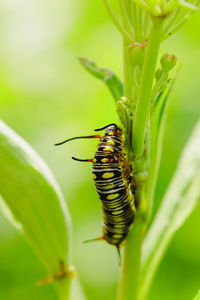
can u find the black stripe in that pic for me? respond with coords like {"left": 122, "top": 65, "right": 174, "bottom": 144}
{"left": 91, "top": 125, "right": 135, "bottom": 246}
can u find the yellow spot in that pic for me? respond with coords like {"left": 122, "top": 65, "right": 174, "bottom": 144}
{"left": 107, "top": 140, "right": 115, "bottom": 145}
{"left": 115, "top": 224, "right": 125, "bottom": 228}
{"left": 109, "top": 204, "right": 118, "bottom": 209}
{"left": 108, "top": 131, "right": 114, "bottom": 136}
{"left": 112, "top": 210, "right": 123, "bottom": 215}
{"left": 116, "top": 218, "right": 124, "bottom": 222}
{"left": 113, "top": 234, "right": 122, "bottom": 239}
{"left": 107, "top": 193, "right": 119, "bottom": 200}
{"left": 92, "top": 173, "right": 97, "bottom": 179}
{"left": 102, "top": 172, "right": 114, "bottom": 179}
{"left": 103, "top": 147, "right": 114, "bottom": 152}
{"left": 101, "top": 185, "right": 114, "bottom": 190}
{"left": 93, "top": 158, "right": 97, "bottom": 163}
{"left": 101, "top": 158, "right": 107, "bottom": 163}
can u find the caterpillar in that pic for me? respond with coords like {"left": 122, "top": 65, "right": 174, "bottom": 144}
{"left": 55, "top": 123, "right": 136, "bottom": 255}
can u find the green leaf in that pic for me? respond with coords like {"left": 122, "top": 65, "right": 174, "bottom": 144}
{"left": 78, "top": 57, "right": 123, "bottom": 101}
{"left": 0, "top": 194, "right": 22, "bottom": 231}
{"left": 117, "top": 98, "right": 131, "bottom": 129}
{"left": 0, "top": 120, "right": 73, "bottom": 299}
{"left": 146, "top": 64, "right": 181, "bottom": 219}
{"left": 141, "top": 118, "right": 200, "bottom": 300}
{"left": 71, "top": 279, "right": 88, "bottom": 300}
{"left": 194, "top": 290, "right": 200, "bottom": 300}
{"left": 116, "top": 96, "right": 135, "bottom": 153}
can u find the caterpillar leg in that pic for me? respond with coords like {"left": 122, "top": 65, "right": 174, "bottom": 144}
{"left": 115, "top": 244, "right": 121, "bottom": 265}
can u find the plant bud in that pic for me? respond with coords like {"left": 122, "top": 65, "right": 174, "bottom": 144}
{"left": 160, "top": 53, "right": 177, "bottom": 72}
{"left": 155, "top": 68, "right": 163, "bottom": 81}
{"left": 128, "top": 42, "right": 147, "bottom": 68}
{"left": 117, "top": 98, "right": 129, "bottom": 128}
{"left": 120, "top": 96, "right": 129, "bottom": 105}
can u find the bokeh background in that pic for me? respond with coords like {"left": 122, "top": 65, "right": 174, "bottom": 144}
{"left": 0, "top": 0, "right": 200, "bottom": 299}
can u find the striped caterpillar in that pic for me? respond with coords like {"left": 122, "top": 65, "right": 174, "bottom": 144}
{"left": 55, "top": 123, "right": 136, "bottom": 255}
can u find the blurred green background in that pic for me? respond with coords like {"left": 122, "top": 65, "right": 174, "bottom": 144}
{"left": 0, "top": 0, "right": 200, "bottom": 299}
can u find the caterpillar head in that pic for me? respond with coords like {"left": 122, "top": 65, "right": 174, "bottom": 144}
{"left": 104, "top": 124, "right": 123, "bottom": 137}
{"left": 94, "top": 123, "right": 123, "bottom": 137}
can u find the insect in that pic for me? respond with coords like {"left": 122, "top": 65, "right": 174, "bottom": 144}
{"left": 55, "top": 123, "right": 136, "bottom": 256}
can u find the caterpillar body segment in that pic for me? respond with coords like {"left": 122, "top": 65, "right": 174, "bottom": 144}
{"left": 55, "top": 123, "right": 136, "bottom": 250}
{"left": 92, "top": 124, "right": 135, "bottom": 246}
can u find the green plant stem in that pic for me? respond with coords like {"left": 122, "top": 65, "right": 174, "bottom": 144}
{"left": 123, "top": 40, "right": 133, "bottom": 100}
{"left": 54, "top": 278, "right": 71, "bottom": 300}
{"left": 119, "top": 0, "right": 135, "bottom": 38}
{"left": 137, "top": 7, "right": 143, "bottom": 41}
{"left": 132, "top": 18, "right": 163, "bottom": 157}
{"left": 103, "top": 0, "right": 133, "bottom": 43}
{"left": 117, "top": 199, "right": 146, "bottom": 300}
{"left": 118, "top": 15, "right": 164, "bottom": 300}
{"left": 132, "top": 3, "right": 138, "bottom": 40}
{"left": 162, "top": 13, "right": 190, "bottom": 40}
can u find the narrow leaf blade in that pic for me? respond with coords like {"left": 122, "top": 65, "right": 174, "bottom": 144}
{"left": 141, "top": 118, "right": 200, "bottom": 299}
{"left": 79, "top": 57, "right": 123, "bottom": 101}
{"left": 0, "top": 120, "right": 72, "bottom": 298}
{"left": 147, "top": 64, "right": 182, "bottom": 218}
